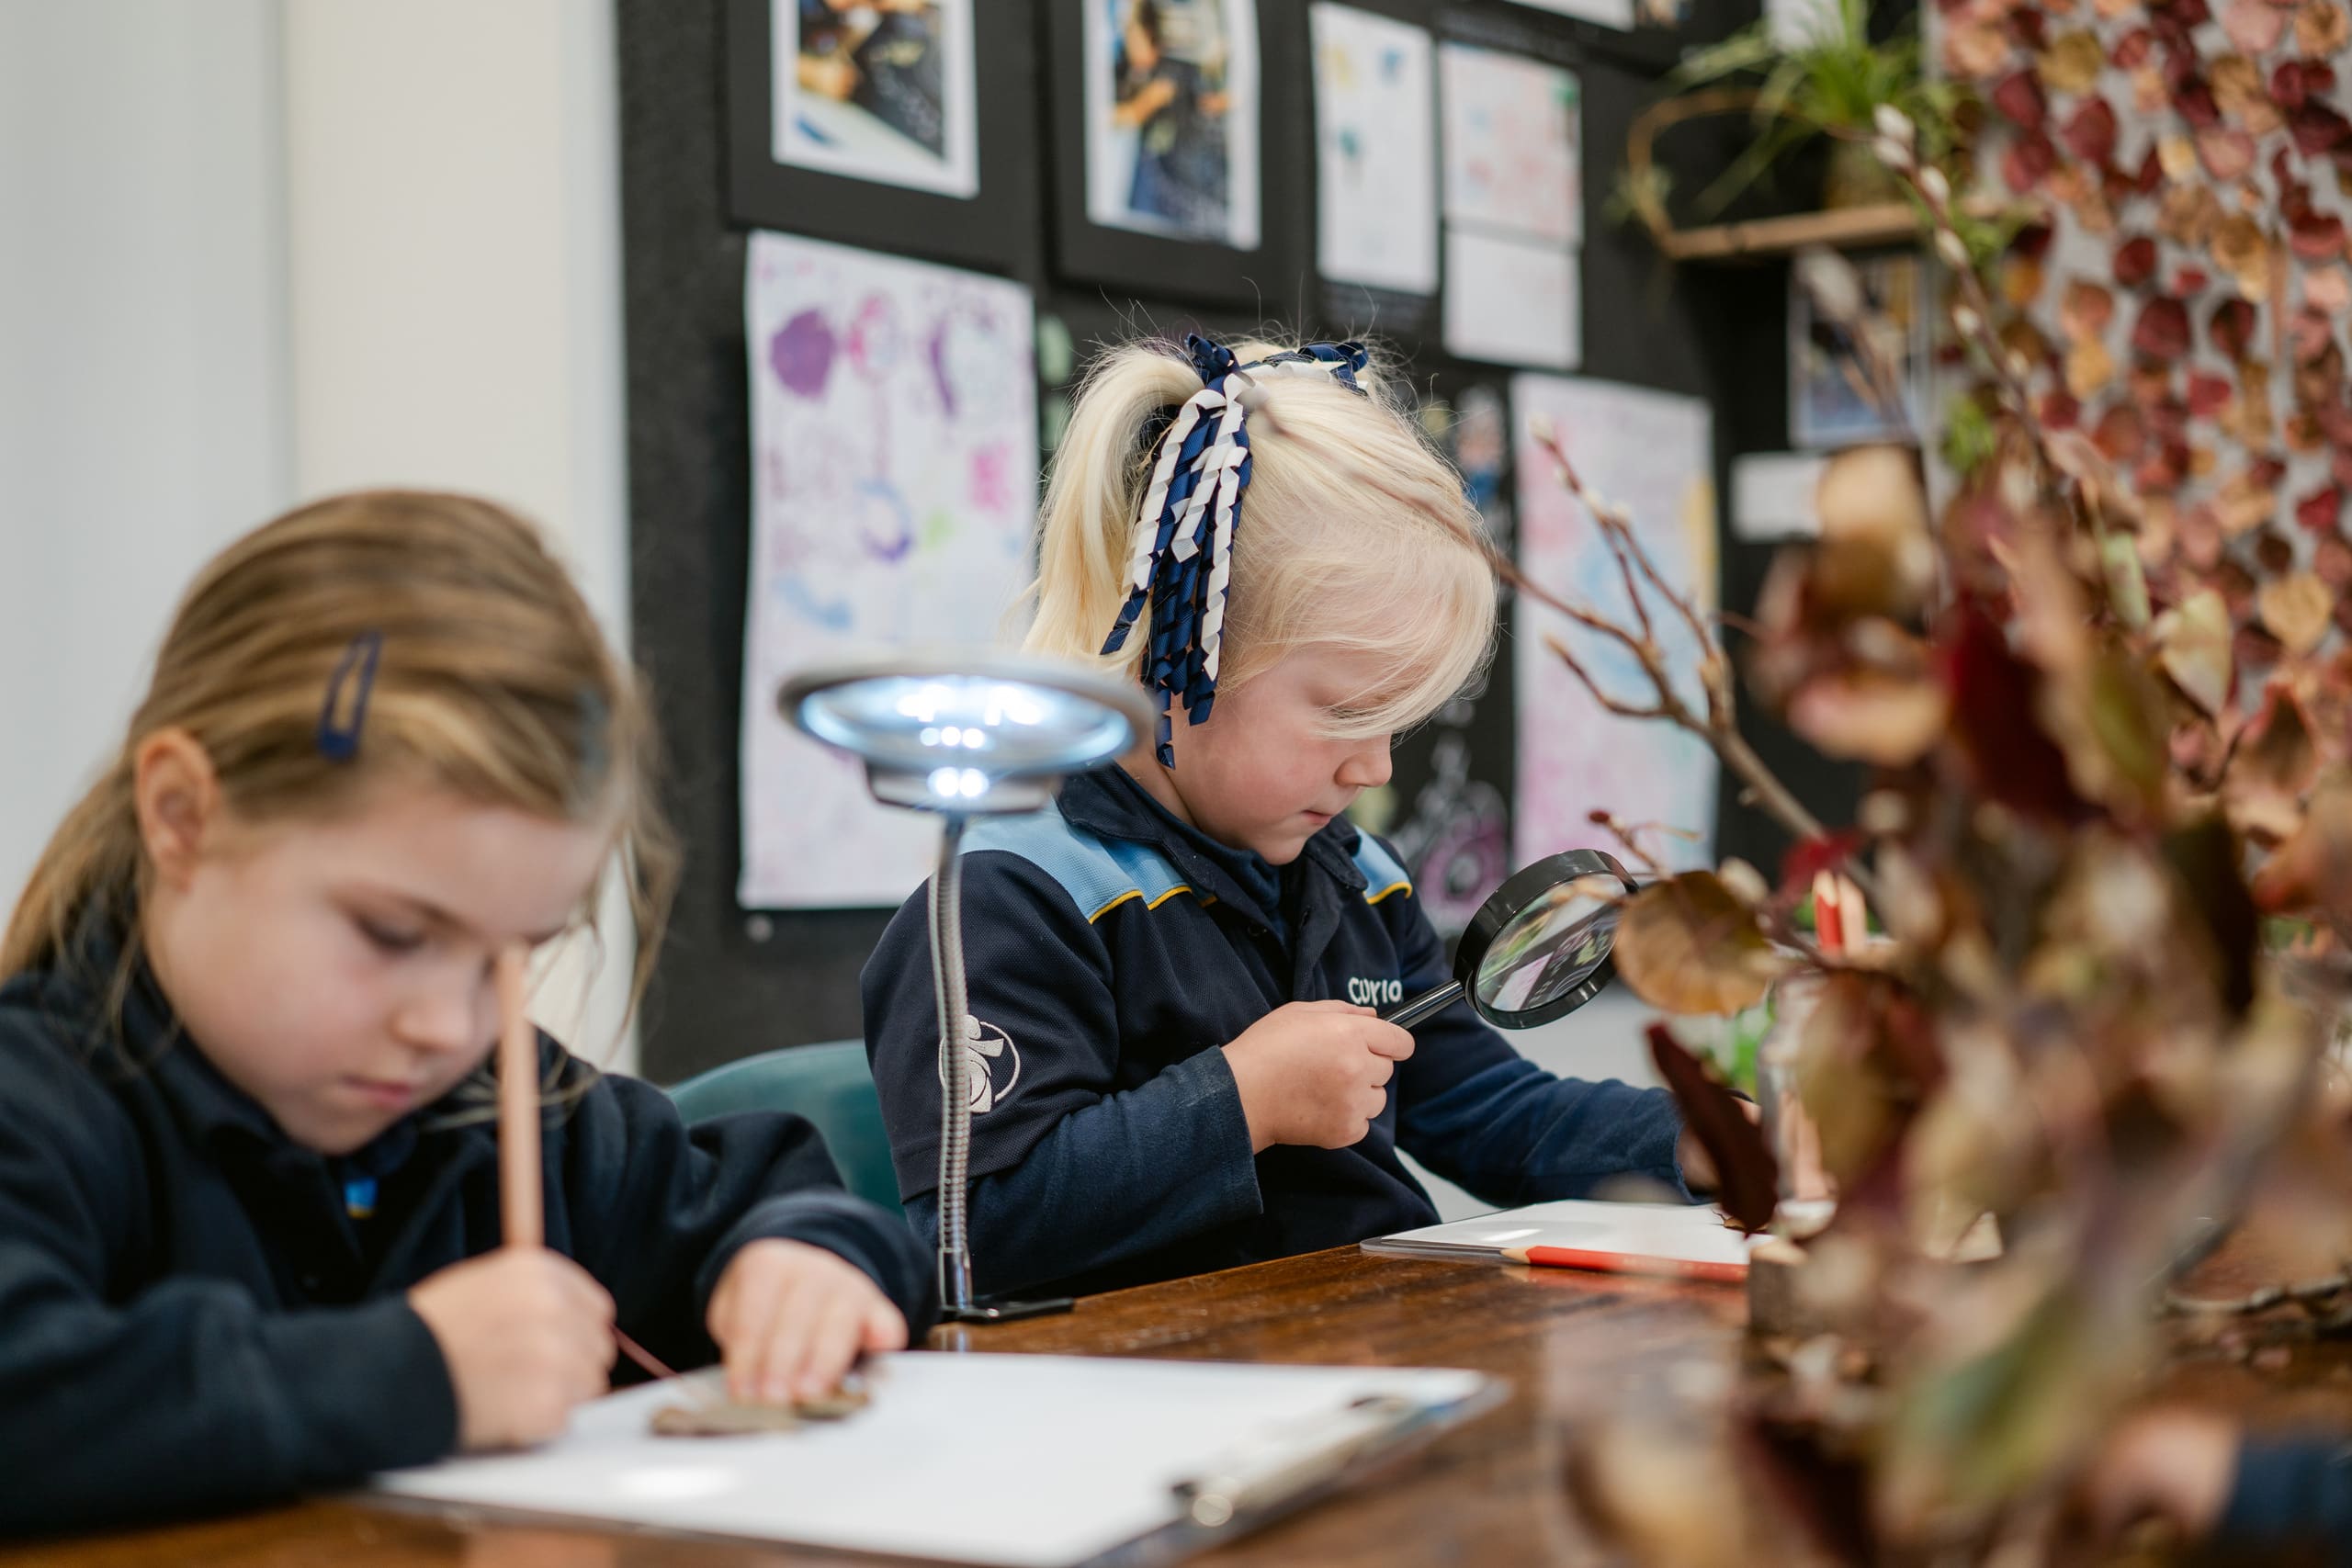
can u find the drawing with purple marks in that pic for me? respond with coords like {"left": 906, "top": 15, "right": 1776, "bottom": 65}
{"left": 741, "top": 231, "right": 1038, "bottom": 908}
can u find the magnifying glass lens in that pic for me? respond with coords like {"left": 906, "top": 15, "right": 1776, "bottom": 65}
{"left": 1473, "top": 874, "right": 1623, "bottom": 1017}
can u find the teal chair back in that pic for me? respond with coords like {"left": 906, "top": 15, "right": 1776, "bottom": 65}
{"left": 666, "top": 1041, "right": 903, "bottom": 1211}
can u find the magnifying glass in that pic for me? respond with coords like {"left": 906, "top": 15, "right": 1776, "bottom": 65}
{"left": 1382, "top": 850, "right": 1638, "bottom": 1031}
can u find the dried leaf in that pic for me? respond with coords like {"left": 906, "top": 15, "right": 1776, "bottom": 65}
{"left": 2226, "top": 682, "right": 2321, "bottom": 840}
{"left": 2094, "top": 403, "right": 2148, "bottom": 460}
{"left": 2211, "top": 212, "right": 2274, "bottom": 295}
{"left": 2002, "top": 254, "right": 2046, "bottom": 307}
{"left": 2158, "top": 183, "right": 2222, "bottom": 247}
{"left": 2198, "top": 125, "right": 2259, "bottom": 180}
{"left": 2062, "top": 96, "right": 2120, "bottom": 164}
{"left": 2315, "top": 530, "right": 2352, "bottom": 585}
{"left": 2249, "top": 771, "right": 2352, "bottom": 911}
{"left": 1940, "top": 604, "right": 2094, "bottom": 821}
{"left": 2300, "top": 0, "right": 2351, "bottom": 52}
{"left": 2290, "top": 206, "right": 2347, "bottom": 261}
{"left": 1648, "top": 1025, "right": 1779, "bottom": 1233}
{"left": 1791, "top": 668, "right": 1952, "bottom": 766}
{"left": 1992, "top": 68, "right": 2048, "bottom": 131}
{"left": 2003, "top": 130, "right": 2059, "bottom": 194}
{"left": 2060, "top": 278, "right": 2115, "bottom": 341}
{"left": 2114, "top": 234, "right": 2159, "bottom": 288}
{"left": 2212, "top": 53, "right": 2284, "bottom": 133}
{"left": 1612, "top": 872, "right": 1786, "bottom": 1017}
{"left": 2188, "top": 369, "right": 2236, "bottom": 415}
{"left": 2309, "top": 265, "right": 2352, "bottom": 310}
{"left": 2224, "top": 0, "right": 2290, "bottom": 51}
{"left": 2065, "top": 335, "right": 2116, "bottom": 396}
{"left": 2292, "top": 99, "right": 2352, "bottom": 155}
{"left": 2158, "top": 131, "right": 2199, "bottom": 182}
{"left": 2211, "top": 296, "right": 2260, "bottom": 359}
{"left": 2274, "top": 58, "right": 2315, "bottom": 108}
{"left": 2298, "top": 484, "right": 2345, "bottom": 532}
{"left": 2156, "top": 589, "right": 2235, "bottom": 714}
{"left": 2259, "top": 571, "right": 2335, "bottom": 654}
{"left": 2039, "top": 29, "right": 2109, "bottom": 92}
{"left": 1946, "top": 22, "right": 2011, "bottom": 77}
{"left": 2176, "top": 75, "right": 2223, "bottom": 130}
{"left": 2132, "top": 296, "right": 2194, "bottom": 360}
{"left": 2040, "top": 389, "right": 2084, "bottom": 430}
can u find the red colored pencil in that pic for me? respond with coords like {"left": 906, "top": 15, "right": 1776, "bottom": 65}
{"left": 1501, "top": 1244, "right": 1747, "bottom": 1283}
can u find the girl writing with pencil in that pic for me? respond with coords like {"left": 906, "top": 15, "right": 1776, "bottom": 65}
{"left": 0, "top": 492, "right": 933, "bottom": 1538}
{"left": 862, "top": 334, "right": 1717, "bottom": 1299}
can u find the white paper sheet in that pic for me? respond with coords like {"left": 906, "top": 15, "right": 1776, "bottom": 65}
{"left": 374, "top": 1354, "right": 1493, "bottom": 1568}
{"left": 1497, "top": 0, "right": 1641, "bottom": 28}
{"left": 740, "top": 233, "right": 1037, "bottom": 908}
{"left": 1438, "top": 43, "right": 1580, "bottom": 245}
{"left": 1365, "top": 1198, "right": 1754, "bottom": 1265}
{"left": 1443, "top": 231, "right": 1579, "bottom": 370}
{"left": 773, "top": 0, "right": 978, "bottom": 197}
{"left": 1731, "top": 450, "right": 1830, "bottom": 541}
{"left": 1310, "top": 5, "right": 1438, "bottom": 295}
{"left": 1510, "top": 376, "right": 1717, "bottom": 870}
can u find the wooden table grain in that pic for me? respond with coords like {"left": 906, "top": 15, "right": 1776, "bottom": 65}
{"left": 19, "top": 1236, "right": 2350, "bottom": 1568}
{"left": 0, "top": 1247, "right": 1747, "bottom": 1568}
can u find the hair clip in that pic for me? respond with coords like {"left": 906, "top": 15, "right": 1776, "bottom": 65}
{"left": 315, "top": 630, "right": 384, "bottom": 762}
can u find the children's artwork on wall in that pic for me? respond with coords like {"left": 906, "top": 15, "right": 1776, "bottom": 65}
{"left": 1436, "top": 43, "right": 1582, "bottom": 369}
{"left": 1444, "top": 230, "right": 1578, "bottom": 370}
{"left": 1510, "top": 374, "right": 1718, "bottom": 873}
{"left": 741, "top": 233, "right": 1038, "bottom": 908}
{"left": 1438, "top": 44, "right": 1579, "bottom": 246}
{"left": 1084, "top": 0, "right": 1261, "bottom": 251}
{"left": 1309, "top": 5, "right": 1437, "bottom": 297}
{"left": 1358, "top": 381, "right": 1519, "bottom": 941}
{"left": 773, "top": 0, "right": 978, "bottom": 197}
{"left": 1789, "top": 251, "right": 1929, "bottom": 450}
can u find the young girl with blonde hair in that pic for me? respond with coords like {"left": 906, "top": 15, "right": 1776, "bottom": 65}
{"left": 0, "top": 491, "right": 932, "bottom": 1537}
{"left": 863, "top": 334, "right": 1699, "bottom": 1297}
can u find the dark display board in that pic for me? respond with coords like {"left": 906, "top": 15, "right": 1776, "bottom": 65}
{"left": 619, "top": 0, "right": 1857, "bottom": 1081}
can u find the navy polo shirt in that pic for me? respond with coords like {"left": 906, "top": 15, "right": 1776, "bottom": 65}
{"left": 861, "top": 767, "right": 1690, "bottom": 1299}
{"left": 0, "top": 914, "right": 936, "bottom": 1538}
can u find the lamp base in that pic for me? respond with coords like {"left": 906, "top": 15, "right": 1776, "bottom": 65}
{"left": 944, "top": 1295, "right": 1076, "bottom": 1323}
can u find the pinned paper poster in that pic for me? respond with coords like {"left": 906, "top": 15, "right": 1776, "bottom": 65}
{"left": 1310, "top": 5, "right": 1438, "bottom": 296}
{"left": 1510, "top": 376, "right": 1717, "bottom": 872}
{"left": 741, "top": 233, "right": 1037, "bottom": 908}
{"left": 1085, "top": 0, "right": 1262, "bottom": 250}
{"left": 1438, "top": 44, "right": 1579, "bottom": 246}
{"left": 1444, "top": 230, "right": 1577, "bottom": 370}
{"left": 774, "top": 0, "right": 978, "bottom": 197}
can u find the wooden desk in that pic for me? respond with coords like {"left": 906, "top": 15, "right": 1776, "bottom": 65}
{"left": 3, "top": 1247, "right": 1745, "bottom": 1567}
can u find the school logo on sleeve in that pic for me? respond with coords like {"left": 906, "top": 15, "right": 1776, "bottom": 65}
{"left": 936, "top": 1014, "right": 1022, "bottom": 1114}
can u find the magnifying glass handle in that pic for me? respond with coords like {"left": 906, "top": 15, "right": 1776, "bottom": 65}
{"left": 1381, "top": 979, "right": 1464, "bottom": 1031}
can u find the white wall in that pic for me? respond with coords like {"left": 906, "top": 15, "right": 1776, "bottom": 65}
{"left": 1, "top": 0, "right": 639, "bottom": 1072}
{"left": 281, "top": 0, "right": 639, "bottom": 1069}
{"left": 0, "top": 0, "right": 295, "bottom": 914}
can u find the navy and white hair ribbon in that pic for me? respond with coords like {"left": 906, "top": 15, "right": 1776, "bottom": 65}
{"left": 1099, "top": 334, "right": 1370, "bottom": 766}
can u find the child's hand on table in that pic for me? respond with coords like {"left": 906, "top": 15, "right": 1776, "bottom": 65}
{"left": 1222, "top": 1000, "right": 1416, "bottom": 1153}
{"left": 2081, "top": 1408, "right": 2239, "bottom": 1543}
{"left": 708, "top": 1237, "right": 908, "bottom": 1404}
{"left": 410, "top": 1249, "right": 617, "bottom": 1451}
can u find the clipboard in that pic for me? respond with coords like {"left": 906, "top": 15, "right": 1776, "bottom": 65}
{"left": 370, "top": 1352, "right": 1504, "bottom": 1566}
